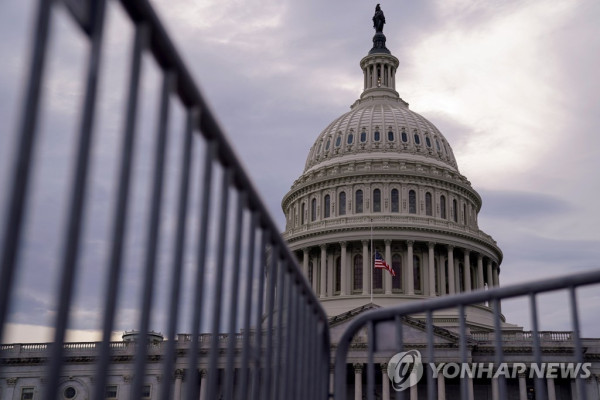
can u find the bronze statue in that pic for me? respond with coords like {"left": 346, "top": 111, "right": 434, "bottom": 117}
{"left": 373, "top": 4, "right": 385, "bottom": 33}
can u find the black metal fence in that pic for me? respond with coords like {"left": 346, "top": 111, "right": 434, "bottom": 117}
{"left": 333, "top": 269, "right": 600, "bottom": 400}
{"left": 0, "top": 0, "right": 329, "bottom": 399}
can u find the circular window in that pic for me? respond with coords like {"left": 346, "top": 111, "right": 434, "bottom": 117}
{"left": 64, "top": 387, "right": 77, "bottom": 399}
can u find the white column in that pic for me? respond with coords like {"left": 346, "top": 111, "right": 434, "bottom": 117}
{"left": 455, "top": 258, "right": 460, "bottom": 292}
{"left": 354, "top": 364, "right": 363, "bottom": 400}
{"left": 381, "top": 363, "right": 390, "bottom": 400}
{"left": 362, "top": 240, "right": 369, "bottom": 296}
{"left": 327, "top": 252, "right": 334, "bottom": 296}
{"left": 340, "top": 242, "right": 347, "bottom": 296}
{"left": 428, "top": 242, "right": 436, "bottom": 297}
{"left": 439, "top": 255, "right": 446, "bottom": 296}
{"left": 468, "top": 377, "right": 474, "bottom": 400}
{"left": 410, "top": 373, "right": 418, "bottom": 400}
{"left": 407, "top": 241, "right": 414, "bottom": 295}
{"left": 320, "top": 245, "right": 327, "bottom": 298}
{"left": 486, "top": 260, "right": 493, "bottom": 288}
{"left": 518, "top": 374, "right": 527, "bottom": 400}
{"left": 330, "top": 365, "right": 335, "bottom": 395}
{"left": 302, "top": 248, "right": 309, "bottom": 279}
{"left": 199, "top": 369, "right": 207, "bottom": 400}
{"left": 437, "top": 372, "right": 446, "bottom": 400}
{"left": 477, "top": 255, "right": 484, "bottom": 290}
{"left": 311, "top": 255, "right": 318, "bottom": 290}
{"left": 547, "top": 377, "right": 557, "bottom": 400}
{"left": 447, "top": 246, "right": 455, "bottom": 294}
{"left": 385, "top": 240, "right": 392, "bottom": 294}
{"left": 493, "top": 264, "right": 500, "bottom": 287}
{"left": 492, "top": 377, "right": 499, "bottom": 400}
{"left": 464, "top": 250, "right": 472, "bottom": 292}
{"left": 174, "top": 369, "right": 183, "bottom": 400}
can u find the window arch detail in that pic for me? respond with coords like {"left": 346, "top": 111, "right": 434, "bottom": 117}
{"left": 409, "top": 190, "right": 417, "bottom": 214}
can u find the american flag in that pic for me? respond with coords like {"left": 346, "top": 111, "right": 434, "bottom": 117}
{"left": 374, "top": 252, "right": 395, "bottom": 277}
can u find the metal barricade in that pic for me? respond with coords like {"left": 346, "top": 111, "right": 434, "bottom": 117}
{"left": 0, "top": 0, "right": 330, "bottom": 399}
{"left": 333, "top": 269, "right": 600, "bottom": 400}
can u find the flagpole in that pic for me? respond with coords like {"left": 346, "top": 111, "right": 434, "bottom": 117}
{"left": 370, "top": 218, "right": 373, "bottom": 304}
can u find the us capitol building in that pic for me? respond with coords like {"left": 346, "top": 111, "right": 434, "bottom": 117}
{"left": 1, "top": 6, "right": 599, "bottom": 400}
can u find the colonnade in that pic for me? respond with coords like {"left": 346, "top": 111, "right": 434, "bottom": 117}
{"left": 346, "top": 363, "right": 583, "bottom": 400}
{"left": 298, "top": 240, "right": 500, "bottom": 300}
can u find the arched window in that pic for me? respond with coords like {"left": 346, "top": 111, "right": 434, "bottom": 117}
{"left": 409, "top": 190, "right": 416, "bottom": 214}
{"left": 353, "top": 254, "right": 363, "bottom": 291}
{"left": 311, "top": 198, "right": 317, "bottom": 221}
{"left": 355, "top": 190, "right": 363, "bottom": 213}
{"left": 301, "top": 202, "right": 306, "bottom": 224}
{"left": 335, "top": 257, "right": 341, "bottom": 293}
{"left": 347, "top": 133, "right": 354, "bottom": 144}
{"left": 425, "top": 192, "right": 433, "bottom": 216}
{"left": 463, "top": 204, "right": 467, "bottom": 225}
{"left": 414, "top": 255, "right": 422, "bottom": 292}
{"left": 391, "top": 189, "right": 399, "bottom": 213}
{"left": 373, "top": 189, "right": 381, "bottom": 212}
{"left": 425, "top": 136, "right": 432, "bottom": 147}
{"left": 339, "top": 191, "right": 346, "bottom": 216}
{"left": 414, "top": 133, "right": 421, "bottom": 145}
{"left": 453, "top": 199, "right": 458, "bottom": 222}
{"left": 325, "top": 139, "right": 331, "bottom": 151}
{"left": 360, "top": 130, "right": 367, "bottom": 143}
{"left": 435, "top": 138, "right": 441, "bottom": 152}
{"left": 392, "top": 254, "right": 402, "bottom": 290}
{"left": 335, "top": 136, "right": 341, "bottom": 147}
{"left": 440, "top": 195, "right": 447, "bottom": 219}
{"left": 388, "top": 130, "right": 394, "bottom": 141}
{"left": 401, "top": 130, "right": 408, "bottom": 143}
{"left": 374, "top": 130, "right": 381, "bottom": 141}
{"left": 324, "top": 195, "right": 331, "bottom": 218}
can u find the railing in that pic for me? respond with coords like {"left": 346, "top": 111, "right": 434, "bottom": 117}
{"left": 333, "top": 269, "right": 600, "bottom": 400}
{"left": 0, "top": 1, "right": 330, "bottom": 400}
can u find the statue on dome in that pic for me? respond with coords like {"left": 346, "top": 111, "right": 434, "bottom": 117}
{"left": 373, "top": 4, "right": 385, "bottom": 33}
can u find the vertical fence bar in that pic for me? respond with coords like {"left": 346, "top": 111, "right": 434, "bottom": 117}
{"left": 184, "top": 139, "right": 216, "bottom": 400}
{"left": 237, "top": 212, "right": 258, "bottom": 400}
{"left": 131, "top": 67, "right": 174, "bottom": 400}
{"left": 395, "top": 315, "right": 405, "bottom": 400}
{"left": 285, "top": 274, "right": 299, "bottom": 400}
{"left": 159, "top": 108, "right": 195, "bottom": 400}
{"left": 45, "top": 0, "right": 108, "bottom": 395}
{"left": 206, "top": 167, "right": 233, "bottom": 400}
{"left": 569, "top": 286, "right": 587, "bottom": 400}
{"left": 223, "top": 189, "right": 246, "bottom": 400}
{"left": 0, "top": 0, "right": 53, "bottom": 344}
{"left": 426, "top": 310, "right": 435, "bottom": 400}
{"left": 529, "top": 293, "right": 547, "bottom": 400}
{"left": 250, "top": 230, "right": 269, "bottom": 400}
{"left": 492, "top": 298, "right": 506, "bottom": 400}
{"left": 261, "top": 243, "right": 279, "bottom": 399}
{"left": 92, "top": 22, "right": 150, "bottom": 400}
{"left": 367, "top": 320, "right": 375, "bottom": 400}
{"left": 272, "top": 258, "right": 287, "bottom": 400}
{"left": 458, "top": 305, "right": 468, "bottom": 400}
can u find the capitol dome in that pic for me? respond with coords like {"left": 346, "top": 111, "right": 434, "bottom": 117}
{"left": 282, "top": 23, "right": 504, "bottom": 331}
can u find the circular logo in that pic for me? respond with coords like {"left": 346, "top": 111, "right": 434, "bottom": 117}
{"left": 387, "top": 350, "right": 424, "bottom": 391}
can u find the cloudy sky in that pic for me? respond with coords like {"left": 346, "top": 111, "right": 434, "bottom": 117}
{"left": 1, "top": 0, "right": 599, "bottom": 342}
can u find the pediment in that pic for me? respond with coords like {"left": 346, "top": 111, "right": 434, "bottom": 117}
{"left": 329, "top": 303, "right": 468, "bottom": 351}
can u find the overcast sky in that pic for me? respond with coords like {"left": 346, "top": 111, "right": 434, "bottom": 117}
{"left": 1, "top": 1, "right": 599, "bottom": 342}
